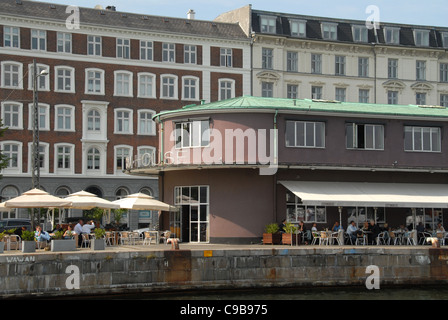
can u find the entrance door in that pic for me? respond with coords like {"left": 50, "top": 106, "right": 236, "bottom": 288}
{"left": 174, "top": 186, "right": 209, "bottom": 243}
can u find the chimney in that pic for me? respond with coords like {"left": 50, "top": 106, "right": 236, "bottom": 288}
{"left": 106, "top": 5, "right": 116, "bottom": 11}
{"left": 187, "top": 9, "right": 195, "bottom": 20}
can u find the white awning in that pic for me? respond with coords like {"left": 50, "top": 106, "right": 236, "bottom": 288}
{"left": 279, "top": 181, "right": 448, "bottom": 208}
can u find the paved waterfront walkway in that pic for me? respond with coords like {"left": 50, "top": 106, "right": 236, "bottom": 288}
{"left": 1, "top": 243, "right": 441, "bottom": 255}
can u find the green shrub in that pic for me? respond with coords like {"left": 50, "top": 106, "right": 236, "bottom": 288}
{"left": 94, "top": 228, "right": 106, "bottom": 239}
{"left": 264, "top": 223, "right": 279, "bottom": 234}
{"left": 21, "top": 230, "right": 35, "bottom": 241}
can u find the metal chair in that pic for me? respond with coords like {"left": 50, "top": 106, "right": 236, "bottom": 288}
{"left": 419, "top": 232, "right": 432, "bottom": 245}
{"left": 311, "top": 232, "right": 321, "bottom": 245}
{"left": 119, "top": 231, "right": 130, "bottom": 245}
{"left": 143, "top": 231, "right": 152, "bottom": 245}
{"left": 160, "top": 231, "right": 171, "bottom": 245}
{"left": 403, "top": 231, "right": 417, "bottom": 246}
{"left": 376, "top": 232, "right": 388, "bottom": 245}
{"left": 81, "top": 233, "right": 91, "bottom": 248}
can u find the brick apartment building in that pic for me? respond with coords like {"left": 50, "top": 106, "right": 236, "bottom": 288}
{"left": 0, "top": 0, "right": 251, "bottom": 228}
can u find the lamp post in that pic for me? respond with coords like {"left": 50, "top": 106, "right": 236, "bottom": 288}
{"left": 31, "top": 59, "right": 48, "bottom": 190}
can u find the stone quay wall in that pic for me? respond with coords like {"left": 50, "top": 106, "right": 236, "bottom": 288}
{"left": 1, "top": 247, "right": 448, "bottom": 298}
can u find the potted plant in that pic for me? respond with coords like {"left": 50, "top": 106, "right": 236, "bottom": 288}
{"left": 51, "top": 230, "right": 76, "bottom": 252}
{"left": 263, "top": 223, "right": 281, "bottom": 245}
{"left": 21, "top": 230, "right": 36, "bottom": 253}
{"left": 0, "top": 231, "right": 6, "bottom": 253}
{"left": 282, "top": 222, "right": 298, "bottom": 245}
{"left": 92, "top": 228, "right": 106, "bottom": 250}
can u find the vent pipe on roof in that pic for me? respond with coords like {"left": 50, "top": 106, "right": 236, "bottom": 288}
{"left": 187, "top": 9, "right": 196, "bottom": 20}
{"left": 106, "top": 6, "right": 116, "bottom": 11}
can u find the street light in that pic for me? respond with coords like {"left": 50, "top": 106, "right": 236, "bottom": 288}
{"left": 31, "top": 59, "right": 48, "bottom": 190}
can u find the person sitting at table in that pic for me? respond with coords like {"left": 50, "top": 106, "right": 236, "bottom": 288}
{"left": 63, "top": 225, "right": 75, "bottom": 239}
{"left": 81, "top": 220, "right": 95, "bottom": 235}
{"left": 332, "top": 221, "right": 342, "bottom": 232}
{"left": 278, "top": 219, "right": 286, "bottom": 234}
{"left": 361, "top": 221, "right": 369, "bottom": 231}
{"left": 347, "top": 221, "right": 359, "bottom": 244}
{"left": 368, "top": 220, "right": 381, "bottom": 245}
{"left": 436, "top": 223, "right": 445, "bottom": 233}
{"left": 35, "top": 225, "right": 51, "bottom": 242}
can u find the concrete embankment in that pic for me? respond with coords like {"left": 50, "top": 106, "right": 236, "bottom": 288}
{"left": 1, "top": 245, "right": 447, "bottom": 298}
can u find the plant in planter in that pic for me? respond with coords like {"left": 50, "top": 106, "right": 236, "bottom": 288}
{"left": 263, "top": 223, "right": 281, "bottom": 245}
{"left": 92, "top": 228, "right": 106, "bottom": 250}
{"left": 282, "top": 222, "right": 298, "bottom": 245}
{"left": 21, "top": 230, "right": 36, "bottom": 253}
{"left": 51, "top": 229, "right": 76, "bottom": 252}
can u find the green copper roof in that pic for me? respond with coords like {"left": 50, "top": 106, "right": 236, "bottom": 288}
{"left": 154, "top": 96, "right": 448, "bottom": 120}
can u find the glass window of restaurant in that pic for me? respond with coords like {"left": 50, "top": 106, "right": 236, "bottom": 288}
{"left": 346, "top": 207, "right": 386, "bottom": 227}
{"left": 286, "top": 190, "right": 326, "bottom": 224}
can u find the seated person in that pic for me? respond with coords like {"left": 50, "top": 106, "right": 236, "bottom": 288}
{"left": 332, "top": 221, "right": 342, "bottom": 232}
{"left": 347, "top": 221, "right": 359, "bottom": 243}
{"left": 63, "top": 225, "right": 75, "bottom": 239}
{"left": 81, "top": 220, "right": 95, "bottom": 235}
{"left": 35, "top": 226, "right": 51, "bottom": 242}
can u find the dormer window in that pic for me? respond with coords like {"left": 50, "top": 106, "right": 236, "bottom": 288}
{"left": 290, "top": 20, "right": 306, "bottom": 37}
{"left": 353, "top": 25, "right": 368, "bottom": 42}
{"left": 260, "top": 16, "right": 276, "bottom": 34}
{"left": 414, "top": 29, "right": 430, "bottom": 47}
{"left": 441, "top": 32, "right": 448, "bottom": 48}
{"left": 322, "top": 23, "right": 337, "bottom": 40}
{"left": 384, "top": 27, "right": 400, "bottom": 45}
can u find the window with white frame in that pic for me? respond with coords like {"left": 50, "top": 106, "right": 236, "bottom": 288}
{"left": 3, "top": 26, "right": 20, "bottom": 48}
{"left": 414, "top": 29, "right": 430, "bottom": 47}
{"left": 311, "top": 86, "right": 322, "bottom": 100}
{"left": 1, "top": 61, "right": 23, "bottom": 89}
{"left": 218, "top": 79, "right": 235, "bottom": 101}
{"left": 346, "top": 123, "right": 384, "bottom": 150}
{"left": 440, "top": 63, "right": 448, "bottom": 83}
{"left": 85, "top": 68, "right": 104, "bottom": 95}
{"left": 384, "top": 27, "right": 400, "bottom": 45}
{"left": 1, "top": 141, "right": 21, "bottom": 172}
{"left": 162, "top": 43, "right": 175, "bottom": 62}
{"left": 114, "top": 109, "right": 133, "bottom": 134}
{"left": 1, "top": 102, "right": 22, "bottom": 129}
{"left": 285, "top": 120, "right": 325, "bottom": 148}
{"left": 161, "top": 75, "right": 178, "bottom": 99}
{"left": 184, "top": 45, "right": 197, "bottom": 64}
{"left": 416, "top": 92, "right": 426, "bottom": 105}
{"left": 31, "top": 29, "right": 46, "bottom": 51}
{"left": 441, "top": 94, "right": 448, "bottom": 107}
{"left": 416, "top": 60, "right": 426, "bottom": 81}
{"left": 1, "top": 186, "right": 18, "bottom": 219}
{"left": 138, "top": 73, "right": 156, "bottom": 98}
{"left": 286, "top": 191, "right": 327, "bottom": 223}
{"left": 322, "top": 23, "right": 337, "bottom": 40}
{"left": 442, "top": 32, "right": 448, "bottom": 48}
{"left": 311, "top": 54, "right": 322, "bottom": 74}
{"left": 115, "top": 146, "right": 132, "bottom": 172}
{"left": 260, "top": 16, "right": 276, "bottom": 33}
{"left": 262, "top": 48, "right": 273, "bottom": 69}
{"left": 57, "top": 32, "right": 72, "bottom": 53}
{"left": 287, "top": 84, "right": 298, "bottom": 99}
{"left": 55, "top": 143, "right": 74, "bottom": 173}
{"left": 261, "top": 82, "right": 273, "bottom": 98}
{"left": 182, "top": 76, "right": 199, "bottom": 101}
{"left": 286, "top": 51, "right": 298, "bottom": 72}
{"left": 358, "top": 57, "right": 369, "bottom": 77}
{"left": 175, "top": 120, "right": 210, "bottom": 148}
{"left": 140, "top": 41, "right": 153, "bottom": 61}
{"left": 28, "top": 103, "right": 50, "bottom": 131}
{"left": 114, "top": 71, "right": 133, "bottom": 97}
{"left": 87, "top": 109, "right": 101, "bottom": 132}
{"left": 28, "top": 64, "right": 49, "bottom": 91}
{"left": 28, "top": 142, "right": 49, "bottom": 174}
{"left": 55, "top": 66, "right": 75, "bottom": 92}
{"left": 87, "top": 147, "right": 101, "bottom": 170}
{"left": 290, "top": 20, "right": 306, "bottom": 37}
{"left": 388, "top": 59, "right": 398, "bottom": 79}
{"left": 55, "top": 105, "right": 75, "bottom": 131}
{"left": 359, "top": 89, "right": 370, "bottom": 103}
{"left": 353, "top": 25, "right": 368, "bottom": 42}
{"left": 117, "top": 38, "right": 130, "bottom": 59}
{"left": 220, "top": 48, "right": 232, "bottom": 67}
{"left": 335, "top": 88, "right": 346, "bottom": 102}
{"left": 387, "top": 90, "right": 398, "bottom": 104}
{"left": 335, "top": 55, "right": 346, "bottom": 75}
{"left": 404, "top": 126, "right": 441, "bottom": 152}
{"left": 138, "top": 109, "right": 156, "bottom": 135}
{"left": 87, "top": 35, "right": 102, "bottom": 56}
{"left": 137, "top": 146, "right": 156, "bottom": 167}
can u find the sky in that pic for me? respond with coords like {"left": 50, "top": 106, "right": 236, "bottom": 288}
{"left": 34, "top": 0, "right": 448, "bottom": 28}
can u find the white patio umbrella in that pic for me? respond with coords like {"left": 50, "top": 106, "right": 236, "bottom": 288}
{"left": 112, "top": 193, "right": 177, "bottom": 212}
{"left": 4, "top": 188, "right": 72, "bottom": 228}
{"left": 63, "top": 191, "right": 120, "bottom": 224}
{"left": 0, "top": 202, "right": 10, "bottom": 212}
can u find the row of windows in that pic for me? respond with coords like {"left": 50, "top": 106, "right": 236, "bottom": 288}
{"left": 259, "top": 15, "right": 447, "bottom": 48}
{"left": 173, "top": 119, "right": 443, "bottom": 153}
{"left": 262, "top": 82, "right": 448, "bottom": 106}
{"left": 0, "top": 141, "right": 156, "bottom": 175}
{"left": 285, "top": 121, "right": 442, "bottom": 153}
{"left": 261, "top": 50, "right": 448, "bottom": 83}
{"left": 2, "top": 26, "right": 237, "bottom": 68}
{"left": 1, "top": 102, "right": 156, "bottom": 135}
{"left": 0, "top": 61, "right": 236, "bottom": 101}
